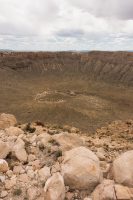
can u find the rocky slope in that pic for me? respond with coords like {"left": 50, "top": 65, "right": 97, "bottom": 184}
{"left": 0, "top": 113, "right": 133, "bottom": 200}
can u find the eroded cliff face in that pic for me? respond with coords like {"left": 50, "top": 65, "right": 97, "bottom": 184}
{"left": 0, "top": 51, "right": 133, "bottom": 85}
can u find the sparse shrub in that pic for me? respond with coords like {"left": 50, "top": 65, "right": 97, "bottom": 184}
{"left": 35, "top": 120, "right": 44, "bottom": 127}
{"left": 13, "top": 188, "right": 22, "bottom": 196}
{"left": 24, "top": 197, "right": 29, "bottom": 200}
{"left": 54, "top": 150, "right": 62, "bottom": 158}
{"left": 25, "top": 123, "right": 36, "bottom": 133}
{"left": 47, "top": 146, "right": 51, "bottom": 154}
{"left": 48, "top": 139, "right": 60, "bottom": 146}
{"left": 39, "top": 143, "right": 45, "bottom": 151}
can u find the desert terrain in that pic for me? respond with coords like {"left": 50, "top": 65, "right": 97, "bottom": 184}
{"left": 0, "top": 51, "right": 133, "bottom": 199}
{"left": 0, "top": 51, "right": 133, "bottom": 131}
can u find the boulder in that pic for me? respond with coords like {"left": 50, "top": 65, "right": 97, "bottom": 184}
{"left": 61, "top": 147, "right": 102, "bottom": 191}
{"left": 92, "top": 179, "right": 133, "bottom": 200}
{"left": 44, "top": 172, "right": 65, "bottom": 200}
{"left": 0, "top": 159, "right": 9, "bottom": 172}
{"left": 0, "top": 113, "right": 17, "bottom": 129}
{"left": 5, "top": 126, "right": 24, "bottom": 136}
{"left": 12, "top": 138, "right": 27, "bottom": 162}
{"left": 115, "top": 184, "right": 131, "bottom": 200}
{"left": 0, "top": 140, "right": 10, "bottom": 159}
{"left": 52, "top": 133, "right": 85, "bottom": 151}
{"left": 111, "top": 150, "right": 133, "bottom": 187}
{"left": 92, "top": 180, "right": 116, "bottom": 200}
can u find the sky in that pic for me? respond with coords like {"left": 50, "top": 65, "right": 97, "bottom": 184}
{"left": 0, "top": 0, "right": 133, "bottom": 51}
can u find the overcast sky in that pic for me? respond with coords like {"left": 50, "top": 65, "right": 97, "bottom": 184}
{"left": 0, "top": 0, "right": 133, "bottom": 51}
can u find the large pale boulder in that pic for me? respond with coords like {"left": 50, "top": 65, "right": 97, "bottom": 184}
{"left": 0, "top": 113, "right": 17, "bottom": 129}
{"left": 44, "top": 172, "right": 65, "bottom": 200}
{"left": 12, "top": 138, "right": 27, "bottom": 162}
{"left": 52, "top": 133, "right": 85, "bottom": 151}
{"left": 61, "top": 147, "right": 102, "bottom": 191}
{"left": 111, "top": 150, "right": 133, "bottom": 187}
{"left": 92, "top": 180, "right": 116, "bottom": 200}
{"left": 92, "top": 179, "right": 133, "bottom": 200}
{"left": 0, "top": 140, "right": 10, "bottom": 159}
{"left": 5, "top": 126, "right": 24, "bottom": 136}
{"left": 115, "top": 184, "right": 131, "bottom": 200}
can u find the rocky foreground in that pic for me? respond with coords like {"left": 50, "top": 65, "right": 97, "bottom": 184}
{"left": 0, "top": 113, "right": 133, "bottom": 200}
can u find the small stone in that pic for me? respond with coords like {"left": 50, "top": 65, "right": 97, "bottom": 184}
{"left": 0, "top": 159, "right": 9, "bottom": 172}
{"left": 27, "top": 186, "right": 40, "bottom": 200}
{"left": 6, "top": 170, "right": 13, "bottom": 178}
{"left": 27, "top": 169, "right": 35, "bottom": 179}
{"left": 51, "top": 162, "right": 61, "bottom": 174}
{"left": 0, "top": 175, "right": 6, "bottom": 182}
{"left": 28, "top": 154, "right": 36, "bottom": 162}
{"left": 96, "top": 148, "right": 106, "bottom": 161}
{"left": 5, "top": 126, "right": 24, "bottom": 136}
{"left": 12, "top": 138, "right": 27, "bottom": 162}
{"left": 115, "top": 184, "right": 131, "bottom": 199}
{"left": 32, "top": 160, "right": 41, "bottom": 170}
{"left": 0, "top": 113, "right": 17, "bottom": 129}
{"left": 19, "top": 173, "right": 29, "bottom": 183}
{"left": 38, "top": 166, "right": 51, "bottom": 183}
{"left": 13, "top": 165, "right": 24, "bottom": 175}
{"left": 5, "top": 177, "right": 16, "bottom": 190}
{"left": 44, "top": 172, "right": 65, "bottom": 200}
{"left": 1, "top": 191, "right": 8, "bottom": 198}
{"left": 0, "top": 140, "right": 10, "bottom": 159}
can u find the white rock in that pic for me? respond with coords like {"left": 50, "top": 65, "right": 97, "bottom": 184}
{"left": 38, "top": 166, "right": 51, "bottom": 183}
{"left": 61, "top": 147, "right": 102, "bottom": 191}
{"left": 12, "top": 138, "right": 27, "bottom": 162}
{"left": 44, "top": 172, "right": 65, "bottom": 200}
{"left": 6, "top": 170, "right": 13, "bottom": 178}
{"left": 5, "top": 126, "right": 24, "bottom": 136}
{"left": 0, "top": 140, "right": 10, "bottom": 159}
{"left": 13, "top": 165, "right": 24, "bottom": 174}
{"left": 1, "top": 191, "right": 8, "bottom": 198}
{"left": 27, "top": 186, "right": 40, "bottom": 200}
{"left": 5, "top": 177, "right": 16, "bottom": 190}
{"left": 92, "top": 180, "right": 116, "bottom": 200}
{"left": 28, "top": 154, "right": 36, "bottom": 162}
{"left": 111, "top": 150, "right": 133, "bottom": 187}
{"left": 92, "top": 179, "right": 133, "bottom": 200}
{"left": 0, "top": 113, "right": 17, "bottom": 129}
{"left": 37, "top": 133, "right": 52, "bottom": 147}
{"left": 0, "top": 175, "right": 6, "bottom": 182}
{"left": 96, "top": 148, "right": 106, "bottom": 161}
{"left": 0, "top": 159, "right": 9, "bottom": 172}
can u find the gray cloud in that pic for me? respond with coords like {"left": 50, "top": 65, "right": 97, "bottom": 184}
{"left": 56, "top": 29, "right": 84, "bottom": 38}
{"left": 69, "top": 0, "right": 133, "bottom": 20}
{"left": 0, "top": 0, "right": 133, "bottom": 50}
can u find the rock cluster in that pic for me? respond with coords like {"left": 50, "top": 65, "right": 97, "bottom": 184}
{"left": 0, "top": 113, "right": 133, "bottom": 200}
